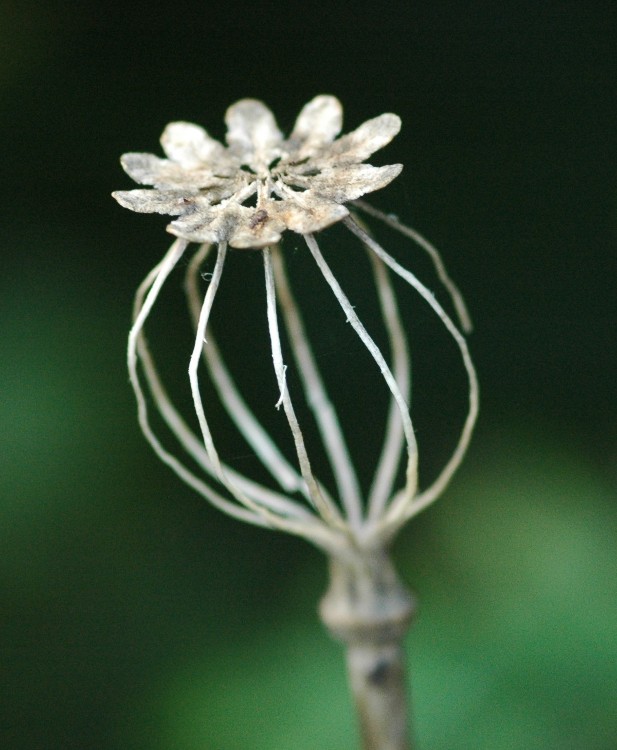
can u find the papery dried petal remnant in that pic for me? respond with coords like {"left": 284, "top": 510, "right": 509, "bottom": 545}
{"left": 113, "top": 95, "right": 402, "bottom": 249}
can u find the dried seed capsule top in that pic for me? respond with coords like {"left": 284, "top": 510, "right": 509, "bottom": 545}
{"left": 112, "top": 96, "right": 402, "bottom": 249}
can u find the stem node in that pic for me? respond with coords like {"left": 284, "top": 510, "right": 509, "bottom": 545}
{"left": 320, "top": 550, "right": 415, "bottom": 750}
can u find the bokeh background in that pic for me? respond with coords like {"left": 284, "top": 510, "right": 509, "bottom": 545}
{"left": 2, "top": 2, "right": 616, "bottom": 749}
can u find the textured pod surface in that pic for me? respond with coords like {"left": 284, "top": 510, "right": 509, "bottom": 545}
{"left": 113, "top": 95, "right": 402, "bottom": 248}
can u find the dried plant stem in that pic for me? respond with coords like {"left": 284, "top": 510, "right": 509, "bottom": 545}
{"left": 343, "top": 217, "right": 479, "bottom": 541}
{"left": 263, "top": 247, "right": 345, "bottom": 529}
{"left": 364, "top": 243, "right": 411, "bottom": 524}
{"left": 304, "top": 232, "right": 419, "bottom": 511}
{"left": 184, "top": 243, "right": 311, "bottom": 499}
{"left": 352, "top": 199, "right": 472, "bottom": 333}
{"left": 270, "top": 244, "right": 364, "bottom": 531}
{"left": 320, "top": 549, "right": 415, "bottom": 750}
{"left": 132, "top": 241, "right": 343, "bottom": 551}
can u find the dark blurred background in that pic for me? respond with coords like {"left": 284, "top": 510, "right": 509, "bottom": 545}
{"left": 1, "top": 2, "right": 616, "bottom": 749}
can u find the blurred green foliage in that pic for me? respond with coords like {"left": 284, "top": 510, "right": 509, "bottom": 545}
{"left": 2, "top": 2, "right": 616, "bottom": 749}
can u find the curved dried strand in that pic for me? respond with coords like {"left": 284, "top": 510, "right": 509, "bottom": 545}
{"left": 343, "top": 218, "right": 479, "bottom": 540}
{"left": 185, "top": 243, "right": 341, "bottom": 545}
{"left": 364, "top": 246, "right": 411, "bottom": 524}
{"left": 263, "top": 248, "right": 345, "bottom": 529}
{"left": 304, "top": 233, "right": 419, "bottom": 517}
{"left": 134, "top": 289, "right": 314, "bottom": 523}
{"left": 187, "top": 243, "right": 272, "bottom": 512}
{"left": 128, "top": 239, "right": 264, "bottom": 526}
{"left": 184, "top": 243, "right": 309, "bottom": 498}
{"left": 271, "top": 244, "right": 364, "bottom": 531}
{"left": 187, "top": 241, "right": 229, "bottom": 475}
{"left": 353, "top": 199, "right": 473, "bottom": 333}
{"left": 135, "top": 336, "right": 339, "bottom": 548}
{"left": 349, "top": 212, "right": 412, "bottom": 524}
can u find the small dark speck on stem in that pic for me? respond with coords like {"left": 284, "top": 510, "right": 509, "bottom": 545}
{"left": 368, "top": 659, "right": 391, "bottom": 686}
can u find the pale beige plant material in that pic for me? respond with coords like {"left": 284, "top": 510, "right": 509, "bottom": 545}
{"left": 114, "top": 96, "right": 401, "bottom": 249}
{"left": 114, "top": 95, "right": 479, "bottom": 750}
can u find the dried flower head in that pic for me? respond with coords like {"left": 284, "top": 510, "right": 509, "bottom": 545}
{"left": 113, "top": 95, "right": 401, "bottom": 248}
{"left": 114, "top": 95, "right": 478, "bottom": 558}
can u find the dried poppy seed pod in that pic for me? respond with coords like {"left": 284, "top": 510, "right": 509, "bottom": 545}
{"left": 114, "top": 95, "right": 478, "bottom": 750}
